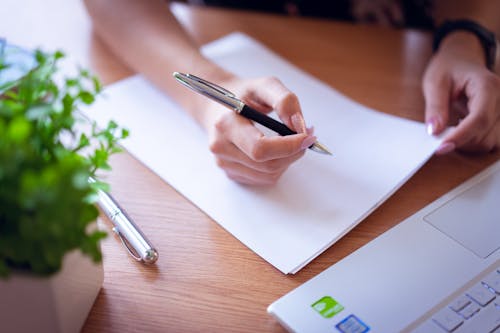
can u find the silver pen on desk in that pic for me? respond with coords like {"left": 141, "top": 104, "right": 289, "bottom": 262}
{"left": 90, "top": 178, "right": 159, "bottom": 264}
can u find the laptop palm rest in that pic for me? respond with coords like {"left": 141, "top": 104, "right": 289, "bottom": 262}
{"left": 424, "top": 169, "right": 500, "bottom": 258}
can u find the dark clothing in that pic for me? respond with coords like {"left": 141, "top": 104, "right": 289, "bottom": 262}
{"left": 196, "top": 0, "right": 435, "bottom": 30}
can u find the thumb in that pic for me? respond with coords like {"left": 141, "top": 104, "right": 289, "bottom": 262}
{"left": 423, "top": 72, "right": 452, "bottom": 135}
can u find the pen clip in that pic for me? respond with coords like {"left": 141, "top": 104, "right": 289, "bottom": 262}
{"left": 185, "top": 73, "right": 236, "bottom": 98}
{"left": 113, "top": 227, "right": 142, "bottom": 262}
{"left": 173, "top": 72, "right": 244, "bottom": 112}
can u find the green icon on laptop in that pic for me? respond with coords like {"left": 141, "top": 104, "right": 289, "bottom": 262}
{"left": 311, "top": 296, "right": 344, "bottom": 318}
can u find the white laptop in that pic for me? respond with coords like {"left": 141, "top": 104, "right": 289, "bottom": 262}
{"left": 268, "top": 160, "right": 500, "bottom": 333}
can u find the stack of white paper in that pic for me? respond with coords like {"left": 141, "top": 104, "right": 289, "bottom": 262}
{"left": 82, "top": 32, "right": 441, "bottom": 274}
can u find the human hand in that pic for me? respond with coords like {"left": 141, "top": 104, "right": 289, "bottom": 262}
{"left": 423, "top": 33, "right": 500, "bottom": 155}
{"left": 198, "top": 76, "right": 316, "bottom": 186}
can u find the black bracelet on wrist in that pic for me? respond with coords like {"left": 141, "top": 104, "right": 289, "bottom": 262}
{"left": 432, "top": 19, "right": 497, "bottom": 71}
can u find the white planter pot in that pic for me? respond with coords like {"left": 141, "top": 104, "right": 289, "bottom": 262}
{"left": 0, "top": 249, "right": 104, "bottom": 333}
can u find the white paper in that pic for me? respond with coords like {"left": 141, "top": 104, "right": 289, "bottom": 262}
{"left": 82, "top": 32, "right": 442, "bottom": 274}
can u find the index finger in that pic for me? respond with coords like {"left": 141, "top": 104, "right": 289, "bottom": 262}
{"left": 245, "top": 77, "right": 307, "bottom": 134}
{"left": 443, "top": 87, "right": 497, "bottom": 148}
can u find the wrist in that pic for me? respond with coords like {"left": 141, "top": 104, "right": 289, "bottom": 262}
{"left": 438, "top": 31, "right": 486, "bottom": 65}
{"left": 433, "top": 19, "right": 497, "bottom": 70}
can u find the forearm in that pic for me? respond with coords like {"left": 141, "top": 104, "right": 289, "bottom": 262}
{"left": 83, "top": 0, "right": 234, "bottom": 126}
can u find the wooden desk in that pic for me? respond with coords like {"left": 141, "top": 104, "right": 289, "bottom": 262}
{"left": 3, "top": 1, "right": 498, "bottom": 332}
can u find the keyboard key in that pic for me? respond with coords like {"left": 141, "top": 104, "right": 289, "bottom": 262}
{"left": 413, "top": 320, "right": 449, "bottom": 333}
{"left": 466, "top": 283, "right": 496, "bottom": 307}
{"left": 454, "top": 302, "right": 500, "bottom": 333}
{"left": 449, "top": 295, "right": 472, "bottom": 312}
{"left": 482, "top": 270, "right": 500, "bottom": 294}
{"left": 459, "top": 302, "right": 480, "bottom": 319}
{"left": 433, "top": 307, "right": 464, "bottom": 331}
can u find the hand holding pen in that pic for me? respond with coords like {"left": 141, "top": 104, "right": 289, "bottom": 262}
{"left": 174, "top": 73, "right": 332, "bottom": 186}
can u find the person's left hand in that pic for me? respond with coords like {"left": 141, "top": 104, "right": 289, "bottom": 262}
{"left": 423, "top": 32, "right": 500, "bottom": 154}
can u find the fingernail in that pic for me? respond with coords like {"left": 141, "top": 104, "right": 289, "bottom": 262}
{"left": 435, "top": 142, "right": 456, "bottom": 155}
{"left": 301, "top": 135, "right": 317, "bottom": 150}
{"left": 426, "top": 117, "right": 439, "bottom": 135}
{"left": 291, "top": 113, "right": 306, "bottom": 133}
{"left": 307, "top": 126, "right": 315, "bottom": 135}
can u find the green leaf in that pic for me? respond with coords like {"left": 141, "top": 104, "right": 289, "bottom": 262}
{"left": 92, "top": 76, "right": 102, "bottom": 93}
{"left": 121, "top": 128, "right": 130, "bottom": 138}
{"left": 54, "top": 50, "right": 65, "bottom": 60}
{"left": 78, "top": 91, "right": 95, "bottom": 105}
{"left": 7, "top": 117, "right": 31, "bottom": 142}
{"left": 75, "top": 133, "right": 90, "bottom": 150}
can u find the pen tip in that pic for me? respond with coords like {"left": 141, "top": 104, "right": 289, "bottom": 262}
{"left": 310, "top": 141, "right": 333, "bottom": 155}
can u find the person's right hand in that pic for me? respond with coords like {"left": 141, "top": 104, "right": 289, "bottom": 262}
{"left": 198, "top": 76, "right": 316, "bottom": 186}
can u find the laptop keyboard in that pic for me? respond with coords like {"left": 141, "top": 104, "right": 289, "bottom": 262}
{"left": 413, "top": 266, "right": 500, "bottom": 333}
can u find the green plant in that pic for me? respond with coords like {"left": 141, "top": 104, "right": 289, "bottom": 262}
{"left": 0, "top": 45, "right": 128, "bottom": 277}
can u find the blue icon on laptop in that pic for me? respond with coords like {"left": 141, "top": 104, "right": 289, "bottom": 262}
{"left": 335, "top": 314, "right": 370, "bottom": 333}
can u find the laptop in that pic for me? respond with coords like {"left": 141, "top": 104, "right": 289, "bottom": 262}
{"left": 268, "top": 160, "right": 500, "bottom": 333}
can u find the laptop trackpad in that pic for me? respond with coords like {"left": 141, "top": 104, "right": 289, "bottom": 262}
{"left": 424, "top": 169, "right": 500, "bottom": 258}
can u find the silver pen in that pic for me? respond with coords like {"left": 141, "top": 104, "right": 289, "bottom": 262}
{"left": 90, "top": 178, "right": 159, "bottom": 264}
{"left": 173, "top": 72, "right": 332, "bottom": 155}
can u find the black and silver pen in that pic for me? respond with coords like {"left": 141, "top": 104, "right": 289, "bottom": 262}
{"left": 90, "top": 178, "right": 159, "bottom": 264}
{"left": 173, "top": 72, "right": 332, "bottom": 155}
